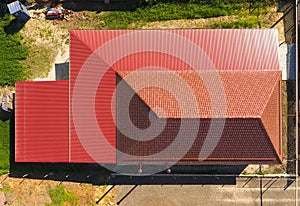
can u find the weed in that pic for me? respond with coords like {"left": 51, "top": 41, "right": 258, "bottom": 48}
{"left": 256, "top": 170, "right": 266, "bottom": 175}
{"left": 48, "top": 184, "right": 79, "bottom": 206}
{"left": 241, "top": 171, "right": 250, "bottom": 175}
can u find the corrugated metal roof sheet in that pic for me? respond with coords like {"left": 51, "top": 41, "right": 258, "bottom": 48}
{"left": 69, "top": 29, "right": 280, "bottom": 72}
{"left": 7, "top": 1, "right": 22, "bottom": 14}
{"left": 7, "top": 1, "right": 30, "bottom": 21}
{"left": 15, "top": 81, "right": 69, "bottom": 162}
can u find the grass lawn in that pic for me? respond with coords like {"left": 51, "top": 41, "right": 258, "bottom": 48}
{"left": 0, "top": 120, "right": 10, "bottom": 175}
{"left": 0, "top": 15, "right": 28, "bottom": 86}
{"left": 92, "top": 2, "right": 266, "bottom": 29}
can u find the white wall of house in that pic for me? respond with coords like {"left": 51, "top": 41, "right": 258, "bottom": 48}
{"left": 279, "top": 43, "right": 296, "bottom": 80}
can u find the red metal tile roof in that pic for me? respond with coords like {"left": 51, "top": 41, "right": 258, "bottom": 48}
{"left": 117, "top": 70, "right": 281, "bottom": 118}
{"left": 117, "top": 119, "right": 281, "bottom": 165}
{"left": 116, "top": 70, "right": 282, "bottom": 164}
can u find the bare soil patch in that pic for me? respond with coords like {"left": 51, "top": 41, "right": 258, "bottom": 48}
{"left": 0, "top": 174, "right": 115, "bottom": 205}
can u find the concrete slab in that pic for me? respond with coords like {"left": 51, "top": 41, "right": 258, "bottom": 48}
{"left": 115, "top": 177, "right": 298, "bottom": 206}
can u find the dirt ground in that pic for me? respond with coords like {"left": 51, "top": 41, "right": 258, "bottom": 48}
{"left": 0, "top": 174, "right": 115, "bottom": 205}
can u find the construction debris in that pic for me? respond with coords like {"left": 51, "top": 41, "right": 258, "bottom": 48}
{"left": 27, "top": 3, "right": 73, "bottom": 21}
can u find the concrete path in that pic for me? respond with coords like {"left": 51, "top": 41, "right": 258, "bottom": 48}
{"left": 115, "top": 177, "right": 298, "bottom": 206}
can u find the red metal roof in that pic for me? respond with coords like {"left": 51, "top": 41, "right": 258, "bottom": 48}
{"left": 69, "top": 29, "right": 279, "bottom": 71}
{"left": 69, "top": 29, "right": 280, "bottom": 164}
{"left": 15, "top": 81, "right": 69, "bottom": 162}
{"left": 15, "top": 29, "right": 281, "bottom": 164}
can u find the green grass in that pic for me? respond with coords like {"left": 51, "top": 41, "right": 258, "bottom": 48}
{"left": 59, "top": 1, "right": 274, "bottom": 30}
{"left": 0, "top": 120, "right": 10, "bottom": 175}
{"left": 96, "top": 2, "right": 250, "bottom": 29}
{"left": 0, "top": 15, "right": 28, "bottom": 86}
{"left": 210, "top": 17, "right": 260, "bottom": 28}
{"left": 0, "top": 14, "right": 28, "bottom": 174}
{"left": 48, "top": 184, "right": 79, "bottom": 206}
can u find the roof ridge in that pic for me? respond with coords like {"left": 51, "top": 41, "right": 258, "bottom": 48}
{"left": 260, "top": 75, "right": 282, "bottom": 162}
{"left": 70, "top": 31, "right": 95, "bottom": 55}
{"left": 70, "top": 31, "right": 109, "bottom": 67}
{"left": 259, "top": 71, "right": 282, "bottom": 117}
{"left": 258, "top": 119, "right": 282, "bottom": 164}
{"left": 116, "top": 72, "right": 160, "bottom": 119}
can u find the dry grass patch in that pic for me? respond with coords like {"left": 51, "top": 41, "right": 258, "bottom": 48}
{"left": 20, "top": 13, "right": 69, "bottom": 79}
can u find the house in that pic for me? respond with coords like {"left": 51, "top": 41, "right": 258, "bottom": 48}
{"left": 15, "top": 29, "right": 282, "bottom": 166}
